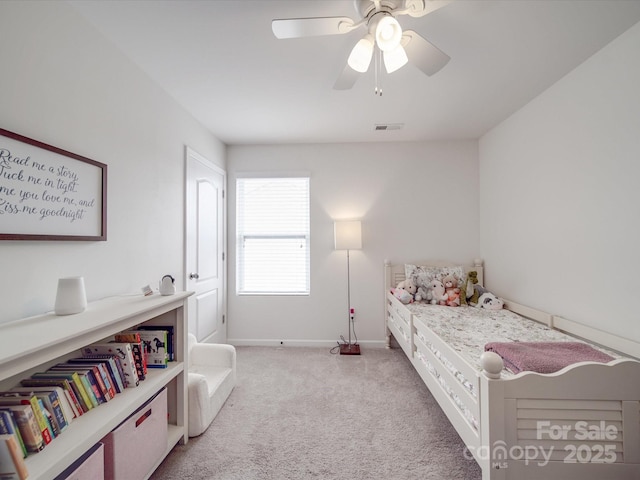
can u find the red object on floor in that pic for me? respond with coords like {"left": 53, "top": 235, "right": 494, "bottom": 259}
{"left": 339, "top": 343, "right": 361, "bottom": 355}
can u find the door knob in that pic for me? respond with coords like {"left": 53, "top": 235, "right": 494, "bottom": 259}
{"left": 189, "top": 273, "right": 200, "bottom": 280}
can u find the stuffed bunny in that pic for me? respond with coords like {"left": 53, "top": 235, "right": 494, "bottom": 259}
{"left": 428, "top": 279, "right": 448, "bottom": 305}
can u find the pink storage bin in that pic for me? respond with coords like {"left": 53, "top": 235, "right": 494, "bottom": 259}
{"left": 55, "top": 442, "right": 104, "bottom": 480}
{"left": 101, "top": 388, "right": 168, "bottom": 480}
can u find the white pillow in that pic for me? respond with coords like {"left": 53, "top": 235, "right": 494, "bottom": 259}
{"left": 404, "top": 264, "right": 465, "bottom": 289}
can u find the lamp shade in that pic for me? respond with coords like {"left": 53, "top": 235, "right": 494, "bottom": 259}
{"left": 383, "top": 44, "right": 408, "bottom": 73}
{"left": 334, "top": 221, "right": 362, "bottom": 250}
{"left": 375, "top": 15, "right": 402, "bottom": 52}
{"left": 347, "top": 34, "right": 374, "bottom": 73}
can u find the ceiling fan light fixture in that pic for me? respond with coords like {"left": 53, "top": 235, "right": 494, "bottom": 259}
{"left": 347, "top": 34, "right": 374, "bottom": 73}
{"left": 375, "top": 15, "right": 402, "bottom": 52}
{"left": 271, "top": 1, "right": 452, "bottom": 91}
{"left": 383, "top": 44, "right": 408, "bottom": 73}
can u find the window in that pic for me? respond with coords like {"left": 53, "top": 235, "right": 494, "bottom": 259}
{"left": 236, "top": 176, "right": 310, "bottom": 295}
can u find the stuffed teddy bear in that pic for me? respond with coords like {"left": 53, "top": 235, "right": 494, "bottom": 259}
{"left": 428, "top": 279, "right": 448, "bottom": 305}
{"left": 476, "top": 292, "right": 504, "bottom": 310}
{"left": 397, "top": 279, "right": 416, "bottom": 297}
{"left": 460, "top": 271, "right": 478, "bottom": 305}
{"left": 392, "top": 279, "right": 416, "bottom": 304}
{"left": 392, "top": 288, "right": 413, "bottom": 304}
{"left": 442, "top": 274, "right": 461, "bottom": 307}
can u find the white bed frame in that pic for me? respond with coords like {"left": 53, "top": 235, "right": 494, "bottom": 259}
{"left": 385, "top": 260, "right": 640, "bottom": 480}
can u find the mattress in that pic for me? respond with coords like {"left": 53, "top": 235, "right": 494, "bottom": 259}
{"left": 406, "top": 303, "right": 618, "bottom": 377}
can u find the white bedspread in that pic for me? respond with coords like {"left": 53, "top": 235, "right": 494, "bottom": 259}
{"left": 406, "top": 303, "right": 616, "bottom": 376}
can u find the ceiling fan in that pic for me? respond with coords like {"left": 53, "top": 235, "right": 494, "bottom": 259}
{"left": 272, "top": 0, "right": 452, "bottom": 90}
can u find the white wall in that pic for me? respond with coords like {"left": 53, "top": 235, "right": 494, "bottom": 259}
{"left": 227, "top": 141, "right": 479, "bottom": 346}
{"left": 0, "top": 1, "right": 225, "bottom": 323}
{"left": 479, "top": 21, "right": 640, "bottom": 341}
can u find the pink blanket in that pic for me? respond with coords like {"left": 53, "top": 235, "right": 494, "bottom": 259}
{"left": 484, "top": 341, "right": 614, "bottom": 374}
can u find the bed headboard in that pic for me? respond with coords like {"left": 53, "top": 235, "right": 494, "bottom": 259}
{"left": 384, "top": 260, "right": 556, "bottom": 326}
{"left": 384, "top": 259, "right": 484, "bottom": 290}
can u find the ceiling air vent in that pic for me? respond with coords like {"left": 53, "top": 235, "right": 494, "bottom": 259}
{"left": 374, "top": 123, "right": 404, "bottom": 131}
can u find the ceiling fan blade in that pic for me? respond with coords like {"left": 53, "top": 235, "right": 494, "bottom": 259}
{"left": 272, "top": 17, "right": 356, "bottom": 39}
{"left": 333, "top": 64, "right": 360, "bottom": 90}
{"left": 401, "top": 0, "right": 454, "bottom": 18}
{"left": 402, "top": 30, "right": 450, "bottom": 76}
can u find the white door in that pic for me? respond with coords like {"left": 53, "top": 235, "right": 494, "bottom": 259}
{"left": 185, "top": 147, "right": 226, "bottom": 343}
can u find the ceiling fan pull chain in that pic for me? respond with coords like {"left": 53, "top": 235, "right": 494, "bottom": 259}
{"left": 374, "top": 47, "right": 378, "bottom": 95}
{"left": 379, "top": 49, "right": 382, "bottom": 96}
{"left": 374, "top": 48, "right": 381, "bottom": 96}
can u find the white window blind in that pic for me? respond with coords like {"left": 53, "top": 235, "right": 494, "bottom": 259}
{"left": 236, "top": 176, "right": 310, "bottom": 295}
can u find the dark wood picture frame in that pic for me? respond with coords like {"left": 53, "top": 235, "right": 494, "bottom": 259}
{"left": 0, "top": 128, "right": 107, "bottom": 241}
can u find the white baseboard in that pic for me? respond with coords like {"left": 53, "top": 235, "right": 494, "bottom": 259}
{"left": 228, "top": 338, "right": 388, "bottom": 349}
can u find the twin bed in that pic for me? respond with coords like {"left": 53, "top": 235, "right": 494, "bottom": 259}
{"left": 384, "top": 260, "right": 640, "bottom": 480}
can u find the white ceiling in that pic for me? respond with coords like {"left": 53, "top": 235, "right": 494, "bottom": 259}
{"left": 68, "top": 0, "right": 640, "bottom": 146}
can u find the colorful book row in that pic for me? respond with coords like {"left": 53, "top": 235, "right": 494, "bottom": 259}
{"left": 0, "top": 326, "right": 173, "bottom": 466}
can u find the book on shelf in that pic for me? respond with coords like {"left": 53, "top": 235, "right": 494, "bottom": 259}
{"left": 93, "top": 361, "right": 115, "bottom": 398}
{"left": 66, "top": 358, "right": 117, "bottom": 398}
{"left": 127, "top": 329, "right": 169, "bottom": 368}
{"left": 45, "top": 366, "right": 102, "bottom": 408}
{"left": 0, "top": 405, "right": 44, "bottom": 454}
{"left": 74, "top": 362, "right": 113, "bottom": 401}
{"left": 0, "top": 434, "right": 29, "bottom": 480}
{"left": 134, "top": 325, "right": 175, "bottom": 361}
{"left": 52, "top": 362, "right": 112, "bottom": 403}
{"left": 37, "top": 398, "right": 57, "bottom": 440}
{"left": 19, "top": 378, "right": 82, "bottom": 418}
{"left": 130, "top": 340, "right": 147, "bottom": 380}
{"left": 30, "top": 372, "right": 93, "bottom": 413}
{"left": 0, "top": 410, "right": 26, "bottom": 459}
{"left": 0, "top": 394, "right": 53, "bottom": 445}
{"left": 10, "top": 387, "right": 71, "bottom": 433}
{"left": 75, "top": 355, "right": 125, "bottom": 394}
{"left": 114, "top": 332, "right": 148, "bottom": 380}
{"left": 81, "top": 343, "right": 140, "bottom": 388}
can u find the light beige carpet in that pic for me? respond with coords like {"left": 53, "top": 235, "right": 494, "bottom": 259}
{"left": 151, "top": 346, "right": 482, "bottom": 480}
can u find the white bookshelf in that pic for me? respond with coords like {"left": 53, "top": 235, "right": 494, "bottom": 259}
{"left": 0, "top": 292, "right": 192, "bottom": 480}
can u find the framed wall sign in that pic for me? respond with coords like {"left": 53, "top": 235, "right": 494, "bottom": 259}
{"left": 0, "top": 128, "right": 107, "bottom": 241}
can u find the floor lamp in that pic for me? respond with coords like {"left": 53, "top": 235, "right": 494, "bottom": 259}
{"left": 334, "top": 220, "right": 362, "bottom": 355}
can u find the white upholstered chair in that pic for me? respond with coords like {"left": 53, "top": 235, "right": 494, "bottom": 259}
{"left": 187, "top": 333, "right": 236, "bottom": 437}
